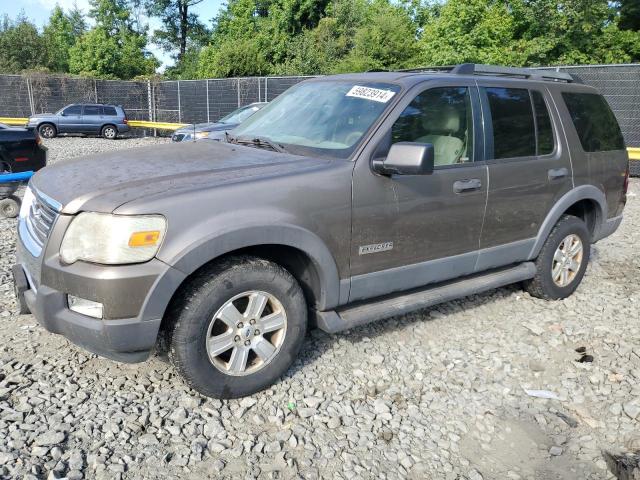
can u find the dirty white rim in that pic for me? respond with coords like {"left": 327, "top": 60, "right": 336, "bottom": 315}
{"left": 552, "top": 234, "right": 583, "bottom": 287}
{"left": 206, "top": 291, "right": 287, "bottom": 376}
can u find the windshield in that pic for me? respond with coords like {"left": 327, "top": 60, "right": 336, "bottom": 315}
{"left": 232, "top": 81, "right": 401, "bottom": 159}
{"left": 219, "top": 104, "right": 264, "bottom": 124}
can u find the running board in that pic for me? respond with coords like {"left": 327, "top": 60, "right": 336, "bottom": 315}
{"left": 316, "top": 262, "right": 536, "bottom": 333}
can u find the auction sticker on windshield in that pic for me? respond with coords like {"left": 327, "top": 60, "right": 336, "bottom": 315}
{"left": 346, "top": 86, "right": 396, "bottom": 103}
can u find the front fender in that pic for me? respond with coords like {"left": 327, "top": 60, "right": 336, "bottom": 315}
{"left": 158, "top": 224, "right": 342, "bottom": 311}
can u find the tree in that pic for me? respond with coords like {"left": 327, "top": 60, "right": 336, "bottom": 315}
{"left": 619, "top": 0, "right": 640, "bottom": 31}
{"left": 69, "top": 0, "right": 158, "bottom": 78}
{"left": 42, "top": 6, "right": 79, "bottom": 72}
{"left": 0, "top": 13, "right": 45, "bottom": 73}
{"left": 146, "top": 0, "right": 209, "bottom": 62}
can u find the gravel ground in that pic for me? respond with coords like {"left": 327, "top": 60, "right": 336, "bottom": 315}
{"left": 0, "top": 137, "right": 639, "bottom": 480}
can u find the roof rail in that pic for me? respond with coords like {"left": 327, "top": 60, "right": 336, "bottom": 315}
{"left": 402, "top": 64, "right": 580, "bottom": 83}
{"left": 453, "top": 63, "right": 577, "bottom": 83}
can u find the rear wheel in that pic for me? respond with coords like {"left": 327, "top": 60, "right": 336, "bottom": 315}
{"left": 38, "top": 123, "right": 56, "bottom": 139}
{"left": 101, "top": 125, "right": 117, "bottom": 140}
{"left": 166, "top": 256, "right": 307, "bottom": 398}
{"left": 0, "top": 196, "right": 20, "bottom": 218}
{"left": 525, "top": 215, "right": 590, "bottom": 300}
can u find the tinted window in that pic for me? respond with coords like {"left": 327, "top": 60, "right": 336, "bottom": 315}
{"left": 63, "top": 105, "right": 82, "bottom": 115}
{"left": 391, "top": 87, "right": 473, "bottom": 166}
{"left": 83, "top": 106, "right": 101, "bottom": 116}
{"left": 103, "top": 106, "right": 117, "bottom": 116}
{"left": 562, "top": 92, "right": 625, "bottom": 152}
{"left": 532, "top": 91, "right": 554, "bottom": 155}
{"left": 486, "top": 87, "right": 535, "bottom": 159}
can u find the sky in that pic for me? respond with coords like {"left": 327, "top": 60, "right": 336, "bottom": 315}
{"left": 1, "top": 0, "right": 226, "bottom": 70}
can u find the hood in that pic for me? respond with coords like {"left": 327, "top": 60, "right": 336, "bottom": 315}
{"left": 31, "top": 141, "right": 329, "bottom": 214}
{"left": 30, "top": 113, "right": 54, "bottom": 119}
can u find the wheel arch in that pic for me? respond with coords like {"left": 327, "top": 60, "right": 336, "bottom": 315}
{"left": 140, "top": 225, "right": 343, "bottom": 338}
{"left": 528, "top": 185, "right": 606, "bottom": 260}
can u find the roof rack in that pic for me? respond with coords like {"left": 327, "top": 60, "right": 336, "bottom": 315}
{"left": 403, "top": 63, "right": 580, "bottom": 83}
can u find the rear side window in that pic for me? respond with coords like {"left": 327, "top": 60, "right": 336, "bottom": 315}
{"left": 486, "top": 87, "right": 536, "bottom": 159}
{"left": 103, "top": 106, "right": 117, "bottom": 116}
{"left": 532, "top": 91, "right": 554, "bottom": 155}
{"left": 83, "top": 105, "right": 102, "bottom": 116}
{"left": 562, "top": 92, "right": 625, "bottom": 152}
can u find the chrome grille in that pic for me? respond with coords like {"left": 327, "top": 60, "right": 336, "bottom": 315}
{"left": 19, "top": 188, "right": 60, "bottom": 257}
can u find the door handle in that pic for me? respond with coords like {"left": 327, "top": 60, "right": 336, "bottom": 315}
{"left": 548, "top": 167, "right": 569, "bottom": 180}
{"left": 453, "top": 178, "right": 482, "bottom": 194}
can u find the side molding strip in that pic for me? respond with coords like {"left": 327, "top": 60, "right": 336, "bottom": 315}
{"left": 315, "top": 262, "right": 536, "bottom": 334}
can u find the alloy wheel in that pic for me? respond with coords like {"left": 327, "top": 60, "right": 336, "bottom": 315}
{"left": 551, "top": 234, "right": 583, "bottom": 287}
{"left": 206, "top": 290, "right": 287, "bottom": 376}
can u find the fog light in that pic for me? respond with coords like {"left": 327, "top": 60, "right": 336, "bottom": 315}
{"left": 68, "top": 296, "right": 103, "bottom": 319}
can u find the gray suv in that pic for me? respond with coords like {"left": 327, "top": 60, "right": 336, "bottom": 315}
{"left": 13, "top": 65, "right": 629, "bottom": 398}
{"left": 27, "top": 104, "right": 130, "bottom": 139}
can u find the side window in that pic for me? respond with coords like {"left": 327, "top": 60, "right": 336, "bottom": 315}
{"left": 103, "top": 106, "right": 117, "bottom": 116}
{"left": 486, "top": 87, "right": 535, "bottom": 159}
{"left": 562, "top": 92, "right": 625, "bottom": 152}
{"left": 532, "top": 91, "right": 554, "bottom": 155}
{"left": 63, "top": 105, "right": 82, "bottom": 115}
{"left": 391, "top": 87, "right": 473, "bottom": 166}
{"left": 83, "top": 105, "right": 101, "bottom": 116}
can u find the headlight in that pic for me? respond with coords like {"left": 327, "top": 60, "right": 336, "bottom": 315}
{"left": 60, "top": 213, "right": 166, "bottom": 265}
{"left": 195, "top": 131, "right": 210, "bottom": 139}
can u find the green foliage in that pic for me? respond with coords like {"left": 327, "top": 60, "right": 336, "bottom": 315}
{"left": 1, "top": 0, "right": 640, "bottom": 79}
{"left": 0, "top": 13, "right": 46, "bottom": 73}
{"left": 42, "top": 6, "right": 82, "bottom": 72}
{"left": 146, "top": 0, "right": 210, "bottom": 63}
{"left": 69, "top": 0, "right": 158, "bottom": 79}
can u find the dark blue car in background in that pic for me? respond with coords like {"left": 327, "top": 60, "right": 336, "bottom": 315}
{"left": 27, "top": 104, "right": 130, "bottom": 140}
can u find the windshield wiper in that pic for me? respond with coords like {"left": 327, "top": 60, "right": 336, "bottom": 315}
{"left": 228, "top": 134, "right": 286, "bottom": 153}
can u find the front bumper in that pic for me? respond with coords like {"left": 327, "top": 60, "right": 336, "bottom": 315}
{"left": 15, "top": 225, "right": 186, "bottom": 363}
{"left": 14, "top": 263, "right": 160, "bottom": 362}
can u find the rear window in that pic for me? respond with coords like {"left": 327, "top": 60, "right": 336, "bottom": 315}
{"left": 562, "top": 92, "right": 625, "bottom": 152}
{"left": 486, "top": 87, "right": 536, "bottom": 159}
{"left": 83, "top": 105, "right": 101, "bottom": 116}
{"left": 103, "top": 106, "right": 117, "bottom": 116}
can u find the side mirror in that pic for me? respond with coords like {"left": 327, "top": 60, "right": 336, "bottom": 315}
{"left": 372, "top": 142, "right": 435, "bottom": 176}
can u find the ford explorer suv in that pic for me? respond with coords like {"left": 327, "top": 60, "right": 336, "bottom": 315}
{"left": 13, "top": 65, "right": 629, "bottom": 399}
{"left": 27, "top": 103, "right": 130, "bottom": 140}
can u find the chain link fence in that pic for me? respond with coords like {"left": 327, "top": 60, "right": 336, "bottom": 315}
{"left": 1, "top": 66, "right": 640, "bottom": 148}
{"left": 0, "top": 73, "right": 315, "bottom": 127}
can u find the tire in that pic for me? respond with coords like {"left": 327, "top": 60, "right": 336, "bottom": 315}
{"left": 525, "top": 215, "right": 591, "bottom": 300}
{"left": 166, "top": 256, "right": 307, "bottom": 399}
{"left": 101, "top": 125, "right": 117, "bottom": 140}
{"left": 38, "top": 123, "right": 57, "bottom": 139}
{"left": 0, "top": 196, "right": 20, "bottom": 218}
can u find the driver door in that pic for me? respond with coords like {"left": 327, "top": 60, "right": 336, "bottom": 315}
{"left": 349, "top": 81, "right": 488, "bottom": 302}
{"left": 58, "top": 105, "right": 83, "bottom": 133}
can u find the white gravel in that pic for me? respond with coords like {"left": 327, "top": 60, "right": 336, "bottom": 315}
{"left": 0, "top": 138, "right": 639, "bottom": 479}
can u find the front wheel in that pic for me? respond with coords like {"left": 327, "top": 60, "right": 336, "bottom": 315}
{"left": 525, "top": 215, "right": 591, "bottom": 300}
{"left": 38, "top": 123, "right": 56, "bottom": 139}
{"left": 166, "top": 256, "right": 307, "bottom": 398}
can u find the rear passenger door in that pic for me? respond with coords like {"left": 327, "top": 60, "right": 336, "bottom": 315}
{"left": 81, "top": 105, "right": 102, "bottom": 133}
{"left": 476, "top": 84, "right": 573, "bottom": 270}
